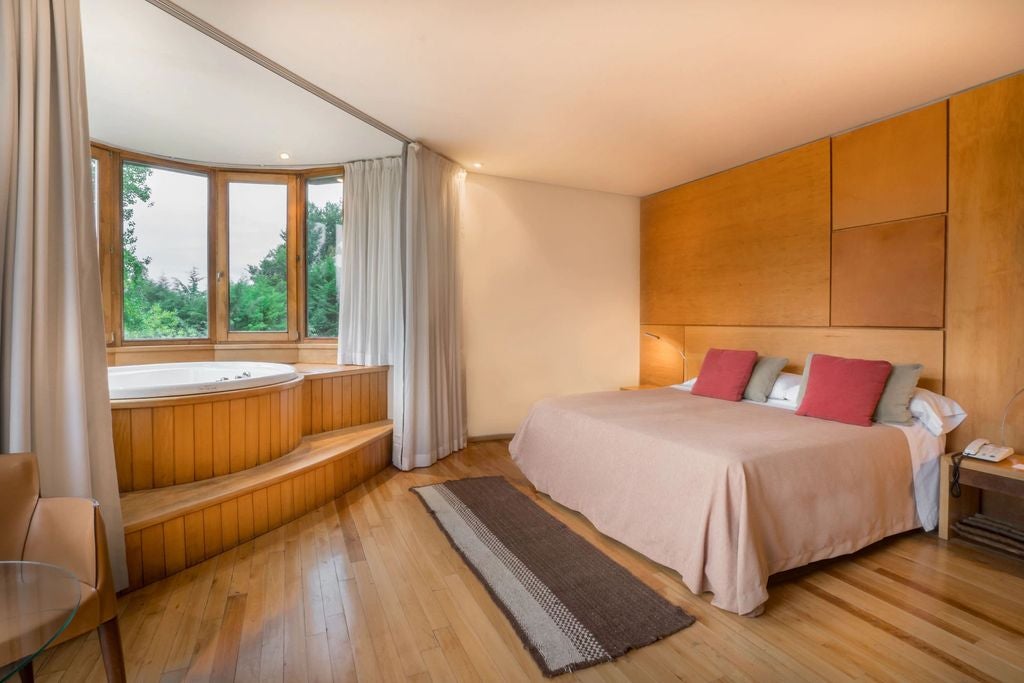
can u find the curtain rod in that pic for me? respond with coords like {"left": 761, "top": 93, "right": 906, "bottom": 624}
{"left": 144, "top": 0, "right": 413, "bottom": 145}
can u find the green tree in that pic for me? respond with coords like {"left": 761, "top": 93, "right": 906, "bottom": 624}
{"left": 228, "top": 234, "right": 288, "bottom": 332}
{"left": 117, "top": 167, "right": 341, "bottom": 339}
{"left": 121, "top": 163, "right": 209, "bottom": 339}
{"left": 305, "top": 200, "right": 341, "bottom": 337}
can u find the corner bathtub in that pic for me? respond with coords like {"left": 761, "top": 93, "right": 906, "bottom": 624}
{"left": 109, "top": 362, "right": 304, "bottom": 491}
{"left": 108, "top": 361, "right": 299, "bottom": 400}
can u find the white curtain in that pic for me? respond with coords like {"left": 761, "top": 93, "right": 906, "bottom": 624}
{"left": 338, "top": 157, "right": 403, "bottom": 366}
{"left": 0, "top": 0, "right": 127, "bottom": 587}
{"left": 400, "top": 143, "right": 467, "bottom": 469}
{"left": 337, "top": 156, "right": 405, "bottom": 451}
{"left": 336, "top": 145, "right": 466, "bottom": 470}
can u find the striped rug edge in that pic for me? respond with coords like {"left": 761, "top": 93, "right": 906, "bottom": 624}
{"left": 411, "top": 476, "right": 694, "bottom": 677}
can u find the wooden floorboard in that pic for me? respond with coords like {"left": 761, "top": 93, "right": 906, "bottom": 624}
{"left": 44, "top": 440, "right": 1024, "bottom": 682}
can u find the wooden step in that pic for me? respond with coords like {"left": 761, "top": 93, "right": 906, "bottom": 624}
{"left": 120, "top": 420, "right": 393, "bottom": 590}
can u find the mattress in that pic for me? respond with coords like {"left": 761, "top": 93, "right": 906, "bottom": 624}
{"left": 509, "top": 387, "right": 937, "bottom": 614}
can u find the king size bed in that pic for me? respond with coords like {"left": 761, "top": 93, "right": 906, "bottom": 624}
{"left": 509, "top": 384, "right": 948, "bottom": 615}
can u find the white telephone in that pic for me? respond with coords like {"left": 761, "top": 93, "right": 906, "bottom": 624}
{"left": 963, "top": 438, "right": 1015, "bottom": 463}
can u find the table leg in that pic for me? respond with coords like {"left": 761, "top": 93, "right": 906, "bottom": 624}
{"left": 18, "top": 661, "right": 33, "bottom": 683}
{"left": 939, "top": 456, "right": 980, "bottom": 540}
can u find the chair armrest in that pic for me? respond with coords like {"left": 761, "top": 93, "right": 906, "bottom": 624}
{"left": 24, "top": 497, "right": 119, "bottom": 626}
{"left": 23, "top": 497, "right": 99, "bottom": 586}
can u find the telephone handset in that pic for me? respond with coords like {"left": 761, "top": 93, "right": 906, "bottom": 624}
{"left": 963, "top": 438, "right": 1014, "bottom": 463}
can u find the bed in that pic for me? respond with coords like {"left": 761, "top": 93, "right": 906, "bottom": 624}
{"left": 508, "top": 385, "right": 946, "bottom": 615}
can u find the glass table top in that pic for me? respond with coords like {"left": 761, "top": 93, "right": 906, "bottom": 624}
{"left": 0, "top": 561, "right": 81, "bottom": 681}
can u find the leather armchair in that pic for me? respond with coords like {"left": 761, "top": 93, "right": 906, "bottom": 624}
{"left": 0, "top": 454, "right": 126, "bottom": 682}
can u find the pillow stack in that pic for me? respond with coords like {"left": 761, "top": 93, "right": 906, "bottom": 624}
{"left": 688, "top": 348, "right": 929, "bottom": 428}
{"left": 794, "top": 354, "right": 893, "bottom": 427}
{"left": 691, "top": 348, "right": 789, "bottom": 403}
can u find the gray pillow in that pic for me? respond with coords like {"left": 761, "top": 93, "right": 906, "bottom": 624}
{"left": 796, "top": 353, "right": 814, "bottom": 407}
{"left": 743, "top": 356, "right": 788, "bottom": 402}
{"left": 873, "top": 363, "right": 923, "bottom": 424}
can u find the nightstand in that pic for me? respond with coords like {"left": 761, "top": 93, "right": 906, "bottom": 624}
{"left": 939, "top": 451, "right": 1024, "bottom": 542}
{"left": 620, "top": 384, "right": 659, "bottom": 391}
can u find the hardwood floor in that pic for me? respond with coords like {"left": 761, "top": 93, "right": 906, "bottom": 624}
{"left": 38, "top": 440, "right": 1024, "bottom": 682}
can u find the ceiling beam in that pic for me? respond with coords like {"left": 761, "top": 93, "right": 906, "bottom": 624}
{"left": 144, "top": 0, "right": 413, "bottom": 144}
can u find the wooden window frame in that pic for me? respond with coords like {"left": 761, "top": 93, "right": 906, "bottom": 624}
{"left": 217, "top": 171, "right": 299, "bottom": 342}
{"left": 116, "top": 151, "right": 215, "bottom": 346}
{"left": 92, "top": 148, "right": 117, "bottom": 345}
{"left": 300, "top": 167, "right": 344, "bottom": 341}
{"left": 92, "top": 142, "right": 343, "bottom": 349}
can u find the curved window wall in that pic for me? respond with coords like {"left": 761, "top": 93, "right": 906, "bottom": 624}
{"left": 92, "top": 144, "right": 342, "bottom": 348}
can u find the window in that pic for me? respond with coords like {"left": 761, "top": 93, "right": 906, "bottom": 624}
{"left": 91, "top": 158, "right": 99, "bottom": 245}
{"left": 227, "top": 180, "right": 290, "bottom": 332}
{"left": 121, "top": 162, "right": 209, "bottom": 340}
{"left": 305, "top": 175, "right": 342, "bottom": 337}
{"left": 94, "top": 144, "right": 341, "bottom": 347}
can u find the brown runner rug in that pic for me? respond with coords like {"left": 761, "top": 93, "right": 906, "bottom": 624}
{"left": 411, "top": 476, "right": 694, "bottom": 677}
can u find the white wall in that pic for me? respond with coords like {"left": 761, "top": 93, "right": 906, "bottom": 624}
{"left": 461, "top": 173, "right": 640, "bottom": 436}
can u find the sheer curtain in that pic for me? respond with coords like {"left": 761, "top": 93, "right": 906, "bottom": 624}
{"left": 337, "top": 157, "right": 407, "bottom": 452}
{"left": 0, "top": 0, "right": 127, "bottom": 588}
{"left": 401, "top": 143, "right": 467, "bottom": 469}
{"left": 337, "top": 145, "right": 466, "bottom": 470}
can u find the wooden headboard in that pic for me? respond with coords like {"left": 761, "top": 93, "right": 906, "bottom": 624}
{"left": 641, "top": 325, "right": 944, "bottom": 394}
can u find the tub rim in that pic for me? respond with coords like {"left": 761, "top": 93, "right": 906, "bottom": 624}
{"left": 109, "top": 374, "right": 304, "bottom": 409}
{"left": 108, "top": 361, "right": 299, "bottom": 401}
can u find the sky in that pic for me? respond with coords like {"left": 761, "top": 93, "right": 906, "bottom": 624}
{"left": 125, "top": 167, "right": 342, "bottom": 290}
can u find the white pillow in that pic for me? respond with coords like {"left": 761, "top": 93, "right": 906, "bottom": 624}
{"left": 783, "top": 383, "right": 802, "bottom": 404}
{"left": 910, "top": 388, "right": 967, "bottom": 436}
{"left": 769, "top": 372, "right": 802, "bottom": 400}
{"left": 679, "top": 377, "right": 697, "bottom": 390}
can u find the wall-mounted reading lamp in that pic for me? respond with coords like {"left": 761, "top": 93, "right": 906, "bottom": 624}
{"left": 642, "top": 332, "right": 686, "bottom": 362}
{"left": 643, "top": 332, "right": 687, "bottom": 383}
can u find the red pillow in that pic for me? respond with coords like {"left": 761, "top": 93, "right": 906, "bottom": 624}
{"left": 691, "top": 348, "right": 758, "bottom": 401}
{"left": 795, "top": 354, "right": 893, "bottom": 426}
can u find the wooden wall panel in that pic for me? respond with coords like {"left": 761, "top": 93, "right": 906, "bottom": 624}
{"left": 832, "top": 102, "right": 947, "bottom": 229}
{"left": 122, "top": 431, "right": 393, "bottom": 590}
{"left": 947, "top": 73, "right": 1024, "bottom": 452}
{"left": 641, "top": 140, "right": 831, "bottom": 326}
{"left": 682, "top": 326, "right": 944, "bottom": 393}
{"left": 639, "top": 325, "right": 687, "bottom": 387}
{"left": 831, "top": 216, "right": 946, "bottom": 328}
{"left": 112, "top": 380, "right": 304, "bottom": 492}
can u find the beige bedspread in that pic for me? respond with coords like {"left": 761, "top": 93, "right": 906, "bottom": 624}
{"left": 508, "top": 388, "right": 917, "bottom": 614}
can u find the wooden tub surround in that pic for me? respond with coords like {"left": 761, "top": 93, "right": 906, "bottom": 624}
{"left": 112, "top": 377, "right": 304, "bottom": 492}
{"left": 113, "top": 364, "right": 393, "bottom": 589}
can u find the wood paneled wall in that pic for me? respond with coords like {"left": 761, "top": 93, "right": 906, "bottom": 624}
{"left": 831, "top": 102, "right": 947, "bottom": 229}
{"left": 642, "top": 140, "right": 831, "bottom": 326}
{"left": 947, "top": 73, "right": 1024, "bottom": 453}
{"left": 111, "top": 378, "right": 304, "bottom": 492}
{"left": 300, "top": 367, "right": 389, "bottom": 436}
{"left": 641, "top": 71, "right": 1024, "bottom": 462}
{"left": 831, "top": 215, "right": 946, "bottom": 328}
{"left": 122, "top": 430, "right": 392, "bottom": 590}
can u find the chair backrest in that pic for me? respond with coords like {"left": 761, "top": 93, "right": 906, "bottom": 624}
{"left": 0, "top": 454, "right": 40, "bottom": 560}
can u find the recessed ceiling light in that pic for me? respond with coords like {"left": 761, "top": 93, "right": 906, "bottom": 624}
{"left": 279, "top": 152, "right": 291, "bottom": 160}
{"left": 472, "top": 162, "right": 483, "bottom": 169}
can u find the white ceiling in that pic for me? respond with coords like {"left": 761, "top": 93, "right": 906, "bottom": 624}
{"left": 81, "top": 0, "right": 403, "bottom": 167}
{"left": 86, "top": 1, "right": 1024, "bottom": 195}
